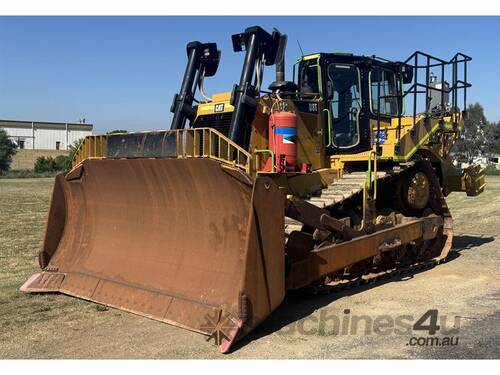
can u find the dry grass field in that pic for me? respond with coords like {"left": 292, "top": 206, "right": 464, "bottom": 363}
{"left": 0, "top": 176, "right": 499, "bottom": 359}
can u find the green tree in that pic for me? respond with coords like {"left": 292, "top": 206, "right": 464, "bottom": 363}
{"left": 51, "top": 139, "right": 84, "bottom": 172}
{"left": 34, "top": 156, "right": 56, "bottom": 173}
{"left": 54, "top": 155, "right": 69, "bottom": 171}
{"left": 0, "top": 129, "right": 17, "bottom": 172}
{"left": 454, "top": 103, "right": 489, "bottom": 162}
{"left": 67, "top": 139, "right": 84, "bottom": 168}
{"left": 485, "top": 121, "right": 500, "bottom": 155}
{"left": 107, "top": 129, "right": 128, "bottom": 134}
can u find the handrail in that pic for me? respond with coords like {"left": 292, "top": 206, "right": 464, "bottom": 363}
{"left": 366, "top": 150, "right": 377, "bottom": 199}
{"left": 403, "top": 51, "right": 471, "bottom": 67}
{"left": 182, "top": 127, "right": 252, "bottom": 174}
{"left": 361, "top": 150, "right": 378, "bottom": 231}
{"left": 361, "top": 150, "right": 377, "bottom": 230}
{"left": 71, "top": 128, "right": 252, "bottom": 175}
{"left": 255, "top": 149, "right": 275, "bottom": 173}
{"left": 323, "top": 108, "right": 332, "bottom": 148}
{"left": 390, "top": 51, "right": 471, "bottom": 144}
{"left": 72, "top": 135, "right": 107, "bottom": 167}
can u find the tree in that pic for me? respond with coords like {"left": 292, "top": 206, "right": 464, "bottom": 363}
{"left": 54, "top": 139, "right": 84, "bottom": 172}
{"left": 54, "top": 155, "right": 69, "bottom": 171}
{"left": 34, "top": 156, "right": 56, "bottom": 173}
{"left": 485, "top": 121, "right": 500, "bottom": 155}
{"left": 0, "top": 129, "right": 17, "bottom": 172}
{"left": 32, "top": 139, "right": 85, "bottom": 173}
{"left": 454, "top": 103, "right": 489, "bottom": 162}
{"left": 107, "top": 130, "right": 128, "bottom": 134}
{"left": 67, "top": 139, "right": 84, "bottom": 167}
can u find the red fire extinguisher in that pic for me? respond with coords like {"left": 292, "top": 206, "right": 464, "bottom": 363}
{"left": 268, "top": 111, "right": 297, "bottom": 173}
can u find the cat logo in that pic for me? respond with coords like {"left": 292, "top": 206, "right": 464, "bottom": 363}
{"left": 214, "top": 103, "right": 225, "bottom": 113}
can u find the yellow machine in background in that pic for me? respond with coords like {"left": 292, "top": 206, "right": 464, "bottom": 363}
{"left": 22, "top": 26, "right": 484, "bottom": 353}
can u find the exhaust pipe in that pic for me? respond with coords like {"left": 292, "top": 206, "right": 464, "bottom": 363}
{"left": 268, "top": 33, "right": 299, "bottom": 94}
{"left": 275, "top": 31, "right": 287, "bottom": 83}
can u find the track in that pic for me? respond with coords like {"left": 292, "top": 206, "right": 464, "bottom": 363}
{"left": 306, "top": 256, "right": 441, "bottom": 295}
{"left": 285, "top": 170, "right": 391, "bottom": 235}
{"left": 285, "top": 160, "right": 454, "bottom": 294}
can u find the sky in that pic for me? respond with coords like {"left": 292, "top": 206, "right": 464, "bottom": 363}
{"left": 0, "top": 16, "right": 499, "bottom": 133}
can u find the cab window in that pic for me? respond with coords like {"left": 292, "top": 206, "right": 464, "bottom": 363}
{"left": 298, "top": 60, "right": 320, "bottom": 95}
{"left": 370, "top": 68, "right": 398, "bottom": 116}
{"left": 327, "top": 63, "right": 361, "bottom": 148}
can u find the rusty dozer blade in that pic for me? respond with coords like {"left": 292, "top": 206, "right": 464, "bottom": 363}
{"left": 21, "top": 158, "right": 285, "bottom": 353}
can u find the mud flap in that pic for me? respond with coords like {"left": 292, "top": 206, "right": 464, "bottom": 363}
{"left": 21, "top": 158, "right": 285, "bottom": 352}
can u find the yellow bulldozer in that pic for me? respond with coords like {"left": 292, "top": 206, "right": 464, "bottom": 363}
{"left": 21, "top": 26, "right": 485, "bottom": 353}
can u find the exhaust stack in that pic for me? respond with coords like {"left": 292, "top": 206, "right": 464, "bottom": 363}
{"left": 275, "top": 31, "right": 287, "bottom": 83}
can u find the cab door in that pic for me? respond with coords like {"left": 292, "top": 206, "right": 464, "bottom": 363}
{"left": 324, "top": 61, "right": 371, "bottom": 155}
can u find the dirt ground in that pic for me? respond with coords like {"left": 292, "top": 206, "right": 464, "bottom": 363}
{"left": 0, "top": 176, "right": 499, "bottom": 359}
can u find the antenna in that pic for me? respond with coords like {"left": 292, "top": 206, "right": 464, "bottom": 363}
{"left": 297, "top": 39, "right": 305, "bottom": 56}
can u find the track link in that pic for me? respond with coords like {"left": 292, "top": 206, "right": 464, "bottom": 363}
{"left": 306, "top": 257, "right": 444, "bottom": 295}
{"left": 285, "top": 160, "right": 453, "bottom": 295}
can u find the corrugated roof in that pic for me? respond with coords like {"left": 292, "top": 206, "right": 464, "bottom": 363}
{"left": 0, "top": 119, "right": 93, "bottom": 131}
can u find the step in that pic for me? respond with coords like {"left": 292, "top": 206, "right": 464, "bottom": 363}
{"left": 319, "top": 193, "right": 350, "bottom": 200}
{"left": 342, "top": 171, "right": 387, "bottom": 179}
{"left": 307, "top": 197, "right": 337, "bottom": 208}
{"left": 329, "top": 182, "right": 364, "bottom": 189}
{"left": 285, "top": 217, "right": 302, "bottom": 226}
{"left": 316, "top": 193, "right": 345, "bottom": 201}
{"left": 284, "top": 224, "right": 303, "bottom": 234}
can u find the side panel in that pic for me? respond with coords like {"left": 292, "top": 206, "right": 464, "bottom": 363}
{"left": 293, "top": 100, "right": 325, "bottom": 170}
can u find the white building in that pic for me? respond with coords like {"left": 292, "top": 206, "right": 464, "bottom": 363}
{"left": 0, "top": 119, "right": 93, "bottom": 150}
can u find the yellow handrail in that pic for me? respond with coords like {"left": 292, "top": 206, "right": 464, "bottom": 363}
{"left": 365, "top": 150, "right": 377, "bottom": 199}
{"left": 181, "top": 127, "right": 252, "bottom": 174}
{"left": 255, "top": 149, "right": 275, "bottom": 173}
{"left": 73, "top": 128, "right": 252, "bottom": 174}
{"left": 72, "top": 135, "right": 107, "bottom": 167}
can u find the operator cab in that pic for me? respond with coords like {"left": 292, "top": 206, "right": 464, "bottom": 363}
{"left": 295, "top": 53, "right": 412, "bottom": 155}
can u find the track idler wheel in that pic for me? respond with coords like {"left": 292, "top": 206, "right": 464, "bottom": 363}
{"left": 396, "top": 170, "right": 430, "bottom": 213}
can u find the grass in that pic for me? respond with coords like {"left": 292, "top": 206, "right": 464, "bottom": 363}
{"left": 484, "top": 165, "right": 500, "bottom": 176}
{"left": 0, "top": 178, "right": 54, "bottom": 307}
{"left": 445, "top": 175, "right": 500, "bottom": 235}
{"left": 0, "top": 178, "right": 100, "bottom": 339}
{"left": 0, "top": 175, "right": 498, "bottom": 358}
{"left": 0, "top": 177, "right": 137, "bottom": 358}
{"left": 0, "top": 170, "right": 60, "bottom": 179}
